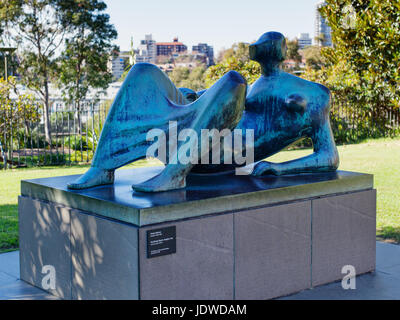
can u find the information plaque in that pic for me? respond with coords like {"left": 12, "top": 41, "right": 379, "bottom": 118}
{"left": 146, "top": 226, "right": 176, "bottom": 258}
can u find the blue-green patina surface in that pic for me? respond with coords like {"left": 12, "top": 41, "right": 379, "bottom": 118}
{"left": 68, "top": 31, "right": 339, "bottom": 192}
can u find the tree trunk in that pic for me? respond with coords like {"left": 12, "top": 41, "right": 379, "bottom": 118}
{"left": 35, "top": 13, "right": 52, "bottom": 146}
{"left": 76, "top": 101, "right": 81, "bottom": 135}
{"left": 76, "top": 44, "right": 82, "bottom": 135}
{"left": 43, "top": 81, "right": 52, "bottom": 145}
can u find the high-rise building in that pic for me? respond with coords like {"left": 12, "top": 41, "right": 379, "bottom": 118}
{"left": 136, "top": 34, "right": 157, "bottom": 64}
{"left": 156, "top": 38, "right": 187, "bottom": 57}
{"left": 192, "top": 43, "right": 214, "bottom": 66}
{"left": 315, "top": 1, "right": 332, "bottom": 47}
{"left": 108, "top": 54, "right": 126, "bottom": 80}
{"left": 297, "top": 33, "right": 312, "bottom": 49}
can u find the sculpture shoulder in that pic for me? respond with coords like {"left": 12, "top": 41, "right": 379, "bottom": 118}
{"left": 245, "top": 72, "right": 331, "bottom": 114}
{"left": 280, "top": 72, "right": 332, "bottom": 111}
{"left": 282, "top": 72, "right": 330, "bottom": 96}
{"left": 286, "top": 74, "right": 332, "bottom": 118}
{"left": 248, "top": 72, "right": 330, "bottom": 97}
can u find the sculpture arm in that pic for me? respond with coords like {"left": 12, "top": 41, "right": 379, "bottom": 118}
{"left": 178, "top": 88, "right": 198, "bottom": 103}
{"left": 178, "top": 88, "right": 207, "bottom": 102}
{"left": 196, "top": 89, "right": 207, "bottom": 97}
{"left": 252, "top": 121, "right": 339, "bottom": 176}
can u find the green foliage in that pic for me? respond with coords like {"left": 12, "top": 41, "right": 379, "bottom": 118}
{"left": 85, "top": 118, "right": 101, "bottom": 151}
{"left": 0, "top": 0, "right": 118, "bottom": 143}
{"left": 70, "top": 149, "right": 93, "bottom": 163}
{"left": 169, "top": 66, "right": 206, "bottom": 91}
{"left": 57, "top": 0, "right": 117, "bottom": 106}
{"left": 22, "top": 132, "right": 49, "bottom": 149}
{"left": 0, "top": 203, "right": 18, "bottom": 252}
{"left": 0, "top": 52, "right": 19, "bottom": 79}
{"left": 0, "top": 0, "right": 69, "bottom": 143}
{"left": 323, "top": 0, "right": 400, "bottom": 109}
{"left": 50, "top": 110, "right": 74, "bottom": 123}
{"left": 0, "top": 0, "right": 23, "bottom": 38}
{"left": 218, "top": 42, "right": 250, "bottom": 63}
{"left": 63, "top": 119, "right": 101, "bottom": 153}
{"left": 286, "top": 39, "right": 302, "bottom": 63}
{"left": 205, "top": 57, "right": 260, "bottom": 88}
{"left": 284, "top": 39, "right": 303, "bottom": 74}
{"left": 65, "top": 135, "right": 89, "bottom": 151}
{"left": 302, "top": 0, "right": 400, "bottom": 143}
{"left": 0, "top": 77, "right": 41, "bottom": 143}
{"left": 302, "top": 46, "right": 329, "bottom": 70}
{"left": 205, "top": 42, "right": 260, "bottom": 87}
{"left": 119, "top": 68, "right": 130, "bottom": 82}
{"left": 99, "top": 98, "right": 113, "bottom": 117}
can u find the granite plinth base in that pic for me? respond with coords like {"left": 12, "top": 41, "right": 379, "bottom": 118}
{"left": 19, "top": 167, "right": 376, "bottom": 300}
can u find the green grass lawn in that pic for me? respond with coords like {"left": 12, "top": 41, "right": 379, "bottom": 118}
{"left": 1, "top": 138, "right": 399, "bottom": 252}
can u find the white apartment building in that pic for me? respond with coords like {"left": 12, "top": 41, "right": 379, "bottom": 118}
{"left": 135, "top": 34, "right": 157, "bottom": 64}
{"left": 315, "top": 1, "right": 333, "bottom": 47}
{"left": 108, "top": 55, "right": 126, "bottom": 80}
{"left": 297, "top": 33, "right": 312, "bottom": 49}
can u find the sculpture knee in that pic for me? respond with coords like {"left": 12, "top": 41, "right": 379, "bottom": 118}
{"left": 127, "top": 62, "right": 161, "bottom": 79}
{"left": 327, "top": 148, "right": 340, "bottom": 170}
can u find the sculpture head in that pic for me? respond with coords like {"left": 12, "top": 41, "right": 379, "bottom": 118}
{"left": 249, "top": 32, "right": 287, "bottom": 67}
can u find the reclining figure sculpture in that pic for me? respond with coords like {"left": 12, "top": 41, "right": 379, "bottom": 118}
{"left": 68, "top": 31, "right": 339, "bottom": 192}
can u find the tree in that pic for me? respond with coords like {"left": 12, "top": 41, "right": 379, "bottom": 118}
{"left": 57, "top": 0, "right": 117, "bottom": 133}
{"left": 118, "top": 38, "right": 136, "bottom": 82}
{"left": 322, "top": 0, "right": 400, "bottom": 112}
{"left": 1, "top": 0, "right": 68, "bottom": 144}
{"left": 0, "top": 76, "right": 41, "bottom": 145}
{"left": 128, "top": 36, "right": 135, "bottom": 67}
{"left": 0, "top": 51, "right": 19, "bottom": 79}
{"left": 205, "top": 57, "right": 260, "bottom": 88}
{"left": 169, "top": 66, "right": 206, "bottom": 91}
{"left": 302, "top": 46, "right": 328, "bottom": 70}
{"left": 314, "top": 33, "right": 326, "bottom": 47}
{"left": 0, "top": 0, "right": 23, "bottom": 40}
{"left": 217, "top": 42, "right": 250, "bottom": 63}
{"left": 284, "top": 39, "right": 303, "bottom": 73}
{"left": 206, "top": 42, "right": 260, "bottom": 87}
{"left": 302, "top": 0, "right": 400, "bottom": 141}
{"left": 286, "top": 39, "right": 302, "bottom": 63}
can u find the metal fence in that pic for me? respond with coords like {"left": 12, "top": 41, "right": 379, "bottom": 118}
{"left": 0, "top": 99, "right": 111, "bottom": 169}
{"left": 1, "top": 97, "right": 399, "bottom": 169}
{"left": 330, "top": 102, "right": 400, "bottom": 144}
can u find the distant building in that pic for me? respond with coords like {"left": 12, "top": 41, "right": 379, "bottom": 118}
{"left": 297, "top": 33, "right": 312, "bottom": 49}
{"left": 192, "top": 43, "right": 214, "bottom": 66}
{"left": 156, "top": 38, "right": 187, "bottom": 57}
{"left": 315, "top": 1, "right": 332, "bottom": 47}
{"left": 136, "top": 34, "right": 157, "bottom": 64}
{"left": 108, "top": 54, "right": 126, "bottom": 80}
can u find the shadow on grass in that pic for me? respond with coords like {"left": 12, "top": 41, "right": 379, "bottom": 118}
{"left": 377, "top": 226, "right": 400, "bottom": 244}
{"left": 0, "top": 204, "right": 19, "bottom": 253}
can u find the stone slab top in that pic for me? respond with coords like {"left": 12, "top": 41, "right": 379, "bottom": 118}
{"left": 21, "top": 167, "right": 373, "bottom": 227}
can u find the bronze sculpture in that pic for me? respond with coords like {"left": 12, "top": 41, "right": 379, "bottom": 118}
{"left": 68, "top": 31, "right": 339, "bottom": 192}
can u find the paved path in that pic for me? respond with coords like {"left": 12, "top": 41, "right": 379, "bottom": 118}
{"left": 281, "top": 241, "right": 400, "bottom": 300}
{"left": 0, "top": 242, "right": 399, "bottom": 300}
{"left": 0, "top": 251, "right": 56, "bottom": 300}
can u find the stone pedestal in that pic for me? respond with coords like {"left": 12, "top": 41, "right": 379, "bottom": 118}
{"left": 19, "top": 167, "right": 376, "bottom": 300}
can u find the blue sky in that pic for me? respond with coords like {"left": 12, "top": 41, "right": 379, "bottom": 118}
{"left": 104, "top": 0, "right": 320, "bottom": 55}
